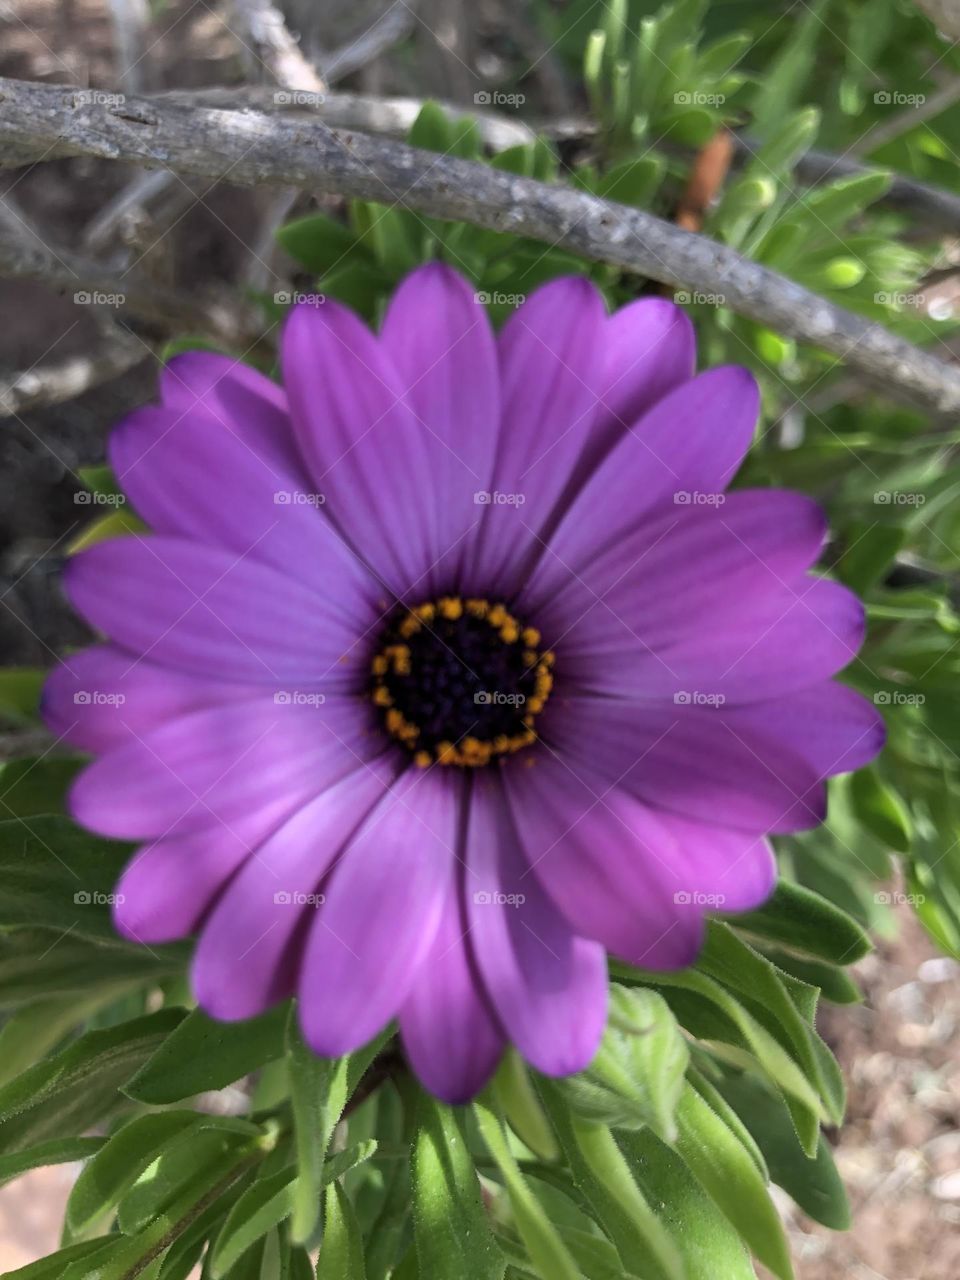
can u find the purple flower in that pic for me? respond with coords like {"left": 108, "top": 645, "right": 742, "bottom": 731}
{"left": 43, "top": 265, "right": 883, "bottom": 1102}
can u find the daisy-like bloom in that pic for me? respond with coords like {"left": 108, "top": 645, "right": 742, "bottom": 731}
{"left": 44, "top": 265, "right": 884, "bottom": 1102}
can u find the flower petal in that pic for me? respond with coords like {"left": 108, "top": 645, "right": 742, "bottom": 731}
{"left": 281, "top": 297, "right": 438, "bottom": 598}
{"left": 64, "top": 535, "right": 370, "bottom": 686}
{"left": 109, "top": 406, "right": 377, "bottom": 612}
{"left": 399, "top": 873, "right": 505, "bottom": 1104}
{"left": 298, "top": 768, "right": 459, "bottom": 1056}
{"left": 465, "top": 277, "right": 607, "bottom": 595}
{"left": 380, "top": 264, "right": 500, "bottom": 592}
{"left": 530, "top": 366, "right": 759, "bottom": 590}
{"left": 159, "top": 352, "right": 304, "bottom": 474}
{"left": 590, "top": 297, "right": 696, "bottom": 463}
{"left": 69, "top": 695, "right": 373, "bottom": 839}
{"left": 542, "top": 696, "right": 825, "bottom": 833}
{"left": 193, "top": 758, "right": 397, "bottom": 1020}
{"left": 466, "top": 774, "right": 607, "bottom": 1076}
{"left": 523, "top": 487, "right": 826, "bottom": 621}
{"left": 41, "top": 645, "right": 259, "bottom": 753}
{"left": 503, "top": 759, "right": 704, "bottom": 968}
{"left": 554, "top": 574, "right": 864, "bottom": 704}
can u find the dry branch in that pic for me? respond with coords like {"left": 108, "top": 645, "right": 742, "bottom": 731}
{"left": 1, "top": 76, "right": 960, "bottom": 413}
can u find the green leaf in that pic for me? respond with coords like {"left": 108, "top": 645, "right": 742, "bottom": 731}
{"left": 275, "top": 213, "right": 358, "bottom": 274}
{"left": 125, "top": 1004, "right": 289, "bottom": 1103}
{"left": 618, "top": 1128, "right": 756, "bottom": 1279}
{"left": 0, "top": 929, "right": 180, "bottom": 1010}
{"left": 732, "top": 879, "right": 872, "bottom": 964}
{"left": 0, "top": 757, "right": 82, "bottom": 819}
{"left": 716, "top": 1073, "right": 850, "bottom": 1229}
{"left": 408, "top": 101, "right": 453, "bottom": 152}
{"left": 0, "top": 991, "right": 124, "bottom": 1084}
{"left": 0, "top": 1136, "right": 103, "bottom": 1187}
{"left": 474, "top": 1100, "right": 582, "bottom": 1280}
{"left": 3, "top": 1240, "right": 117, "bottom": 1278}
{"left": 561, "top": 987, "right": 688, "bottom": 1139}
{"left": 849, "top": 766, "right": 913, "bottom": 852}
{"left": 0, "top": 816, "right": 133, "bottom": 941}
{"left": 699, "top": 923, "right": 842, "bottom": 1122}
{"left": 411, "top": 1095, "right": 505, "bottom": 1280}
{"left": 492, "top": 1051, "right": 559, "bottom": 1161}
{"left": 674, "top": 1082, "right": 794, "bottom": 1280}
{"left": 317, "top": 1183, "right": 366, "bottom": 1279}
{"left": 210, "top": 1167, "right": 297, "bottom": 1277}
{"left": 536, "top": 1080, "right": 682, "bottom": 1280}
{"left": 0, "top": 1009, "right": 184, "bottom": 1154}
{"left": 596, "top": 156, "right": 665, "bottom": 207}
{"left": 0, "top": 667, "right": 46, "bottom": 724}
{"left": 68, "top": 1110, "right": 258, "bottom": 1234}
{"left": 286, "top": 1011, "right": 393, "bottom": 1242}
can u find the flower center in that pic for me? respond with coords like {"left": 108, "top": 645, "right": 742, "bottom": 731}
{"left": 370, "top": 596, "right": 554, "bottom": 767}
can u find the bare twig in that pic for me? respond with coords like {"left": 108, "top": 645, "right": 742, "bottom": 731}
{"left": 319, "top": 1, "right": 419, "bottom": 83}
{"left": 0, "top": 319, "right": 147, "bottom": 417}
{"left": 228, "top": 0, "right": 327, "bottom": 93}
{"left": 1, "top": 76, "right": 959, "bottom": 413}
